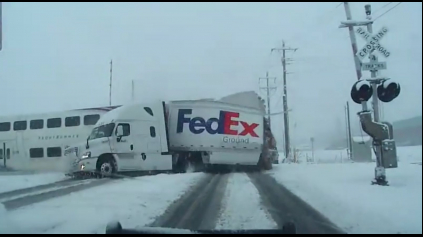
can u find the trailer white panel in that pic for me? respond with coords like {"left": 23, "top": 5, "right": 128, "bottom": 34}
{"left": 167, "top": 100, "right": 264, "bottom": 153}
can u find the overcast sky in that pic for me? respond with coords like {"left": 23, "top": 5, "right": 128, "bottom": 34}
{"left": 0, "top": 2, "right": 421, "bottom": 148}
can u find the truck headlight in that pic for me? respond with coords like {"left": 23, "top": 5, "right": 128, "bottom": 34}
{"left": 81, "top": 151, "right": 91, "bottom": 159}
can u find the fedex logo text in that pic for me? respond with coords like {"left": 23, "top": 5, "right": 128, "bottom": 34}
{"left": 176, "top": 109, "right": 259, "bottom": 137}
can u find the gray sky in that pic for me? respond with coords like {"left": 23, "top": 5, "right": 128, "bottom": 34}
{"left": 0, "top": 2, "right": 421, "bottom": 148}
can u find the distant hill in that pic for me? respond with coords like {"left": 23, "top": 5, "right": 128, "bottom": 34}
{"left": 393, "top": 116, "right": 422, "bottom": 146}
{"left": 393, "top": 116, "right": 422, "bottom": 130}
{"left": 325, "top": 115, "right": 422, "bottom": 149}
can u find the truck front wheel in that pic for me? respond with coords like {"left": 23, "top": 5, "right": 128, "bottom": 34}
{"left": 97, "top": 156, "right": 116, "bottom": 178}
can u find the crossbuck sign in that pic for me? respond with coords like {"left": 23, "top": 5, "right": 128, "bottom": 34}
{"left": 356, "top": 26, "right": 391, "bottom": 61}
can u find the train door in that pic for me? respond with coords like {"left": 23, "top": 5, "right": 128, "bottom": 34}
{"left": 0, "top": 141, "right": 16, "bottom": 169}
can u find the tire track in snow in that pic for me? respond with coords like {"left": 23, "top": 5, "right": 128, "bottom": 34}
{"left": 149, "top": 174, "right": 228, "bottom": 230}
{"left": 215, "top": 172, "right": 278, "bottom": 230}
{"left": 0, "top": 179, "right": 90, "bottom": 201}
{"left": 248, "top": 172, "right": 345, "bottom": 234}
{"left": 2, "top": 179, "right": 113, "bottom": 211}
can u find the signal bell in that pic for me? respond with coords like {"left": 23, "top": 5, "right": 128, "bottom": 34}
{"left": 377, "top": 79, "right": 401, "bottom": 103}
{"left": 351, "top": 80, "right": 373, "bottom": 104}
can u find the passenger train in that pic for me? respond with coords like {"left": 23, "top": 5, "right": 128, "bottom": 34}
{"left": 0, "top": 106, "right": 119, "bottom": 171}
{"left": 0, "top": 91, "right": 273, "bottom": 173}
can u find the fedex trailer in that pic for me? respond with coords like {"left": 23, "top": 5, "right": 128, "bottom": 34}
{"left": 66, "top": 99, "right": 273, "bottom": 177}
{"left": 167, "top": 100, "right": 267, "bottom": 172}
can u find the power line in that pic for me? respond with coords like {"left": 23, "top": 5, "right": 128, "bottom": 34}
{"left": 340, "top": 3, "right": 402, "bottom": 40}
{"left": 374, "top": 2, "right": 403, "bottom": 21}
{"left": 289, "top": 3, "right": 344, "bottom": 42}
{"left": 373, "top": 2, "right": 393, "bottom": 14}
{"left": 261, "top": 3, "right": 343, "bottom": 74}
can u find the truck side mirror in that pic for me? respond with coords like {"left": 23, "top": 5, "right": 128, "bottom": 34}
{"left": 86, "top": 136, "right": 90, "bottom": 149}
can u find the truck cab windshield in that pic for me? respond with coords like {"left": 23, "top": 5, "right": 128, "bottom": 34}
{"left": 89, "top": 123, "right": 115, "bottom": 140}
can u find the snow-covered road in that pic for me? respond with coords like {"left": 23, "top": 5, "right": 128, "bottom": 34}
{"left": 1, "top": 172, "right": 341, "bottom": 234}
{"left": 1, "top": 173, "right": 205, "bottom": 234}
{"left": 148, "top": 172, "right": 341, "bottom": 234}
{"left": 1, "top": 146, "right": 421, "bottom": 234}
{"left": 215, "top": 173, "right": 277, "bottom": 230}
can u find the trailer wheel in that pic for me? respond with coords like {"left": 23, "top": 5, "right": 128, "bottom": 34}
{"left": 257, "top": 153, "right": 264, "bottom": 171}
{"left": 264, "top": 159, "right": 273, "bottom": 170}
{"left": 183, "top": 160, "right": 189, "bottom": 173}
{"left": 263, "top": 155, "right": 273, "bottom": 170}
{"left": 258, "top": 153, "right": 273, "bottom": 171}
{"left": 173, "top": 155, "right": 188, "bottom": 173}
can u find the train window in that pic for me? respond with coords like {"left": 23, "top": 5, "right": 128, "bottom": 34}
{"left": 84, "top": 114, "right": 100, "bottom": 126}
{"left": 47, "top": 118, "right": 61, "bottom": 128}
{"left": 0, "top": 149, "right": 3, "bottom": 159}
{"left": 47, "top": 147, "right": 62, "bottom": 157}
{"left": 30, "top": 148, "right": 44, "bottom": 158}
{"left": 30, "top": 119, "right": 44, "bottom": 130}
{"left": 0, "top": 122, "right": 11, "bottom": 132}
{"left": 144, "top": 107, "right": 154, "bottom": 116}
{"left": 6, "top": 149, "right": 10, "bottom": 159}
{"left": 150, "top": 126, "right": 156, "bottom": 138}
{"left": 13, "top": 121, "right": 27, "bottom": 131}
{"left": 65, "top": 116, "right": 80, "bottom": 127}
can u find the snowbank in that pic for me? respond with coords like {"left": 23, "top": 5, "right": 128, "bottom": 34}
{"left": 282, "top": 149, "right": 350, "bottom": 164}
{"left": 269, "top": 162, "right": 422, "bottom": 234}
{"left": 215, "top": 173, "right": 276, "bottom": 230}
{"left": 1, "top": 173, "right": 205, "bottom": 234}
{"left": 0, "top": 172, "right": 67, "bottom": 193}
{"left": 397, "top": 145, "right": 422, "bottom": 164}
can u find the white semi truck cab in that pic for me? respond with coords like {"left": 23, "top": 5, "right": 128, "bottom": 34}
{"left": 66, "top": 99, "right": 274, "bottom": 176}
{"left": 69, "top": 102, "right": 173, "bottom": 176}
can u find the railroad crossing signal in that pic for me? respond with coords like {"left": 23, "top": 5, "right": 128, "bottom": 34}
{"left": 356, "top": 26, "right": 391, "bottom": 61}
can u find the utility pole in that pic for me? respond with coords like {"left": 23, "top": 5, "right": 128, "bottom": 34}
{"left": 271, "top": 41, "right": 298, "bottom": 160}
{"left": 342, "top": 2, "right": 363, "bottom": 82}
{"left": 131, "top": 80, "right": 135, "bottom": 102}
{"left": 342, "top": 2, "right": 368, "bottom": 113}
{"left": 0, "top": 2, "right": 3, "bottom": 51}
{"left": 344, "top": 105, "right": 349, "bottom": 156}
{"left": 310, "top": 137, "right": 315, "bottom": 163}
{"left": 345, "top": 101, "right": 353, "bottom": 160}
{"left": 109, "top": 60, "right": 113, "bottom": 106}
{"left": 259, "top": 72, "right": 277, "bottom": 128}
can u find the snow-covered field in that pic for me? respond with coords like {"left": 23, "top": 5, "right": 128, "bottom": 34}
{"left": 293, "top": 145, "right": 422, "bottom": 165}
{"left": 271, "top": 145, "right": 422, "bottom": 234}
{"left": 0, "top": 173, "right": 205, "bottom": 234}
{"left": 0, "top": 172, "right": 67, "bottom": 193}
{"left": 397, "top": 145, "right": 422, "bottom": 164}
{"left": 215, "top": 173, "right": 276, "bottom": 230}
